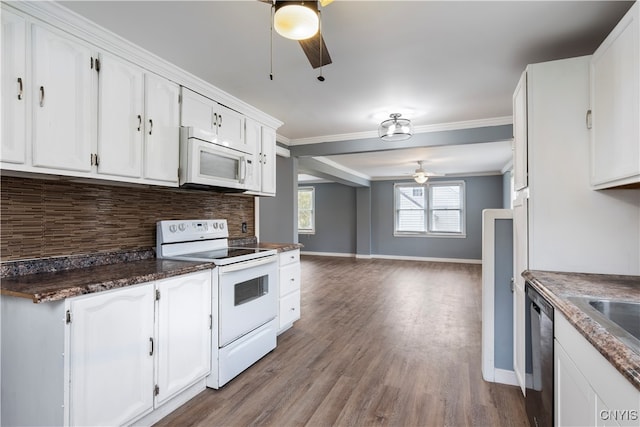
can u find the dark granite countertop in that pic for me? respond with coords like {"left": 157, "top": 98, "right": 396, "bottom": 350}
{"left": 228, "top": 238, "right": 303, "bottom": 253}
{"left": 0, "top": 241, "right": 301, "bottom": 303}
{"left": 523, "top": 270, "right": 640, "bottom": 391}
{"left": 0, "top": 250, "right": 213, "bottom": 303}
{"left": 252, "top": 242, "right": 304, "bottom": 252}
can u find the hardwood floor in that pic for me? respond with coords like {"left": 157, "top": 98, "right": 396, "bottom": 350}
{"left": 155, "top": 256, "right": 528, "bottom": 427}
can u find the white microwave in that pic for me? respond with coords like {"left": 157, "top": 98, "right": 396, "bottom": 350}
{"left": 179, "top": 127, "right": 257, "bottom": 191}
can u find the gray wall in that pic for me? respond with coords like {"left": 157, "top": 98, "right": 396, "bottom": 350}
{"left": 502, "top": 170, "right": 512, "bottom": 209}
{"left": 494, "top": 218, "right": 514, "bottom": 370}
{"left": 259, "top": 156, "right": 298, "bottom": 243}
{"left": 294, "top": 175, "right": 504, "bottom": 260}
{"left": 297, "top": 183, "right": 357, "bottom": 253}
{"left": 371, "top": 175, "right": 504, "bottom": 260}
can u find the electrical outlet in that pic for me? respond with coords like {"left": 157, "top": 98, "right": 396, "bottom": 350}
{"left": 241, "top": 222, "right": 248, "bottom": 233}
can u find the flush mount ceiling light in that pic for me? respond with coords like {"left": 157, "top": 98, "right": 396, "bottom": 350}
{"left": 274, "top": 1, "right": 319, "bottom": 40}
{"left": 378, "top": 113, "right": 413, "bottom": 142}
{"left": 413, "top": 161, "right": 429, "bottom": 184}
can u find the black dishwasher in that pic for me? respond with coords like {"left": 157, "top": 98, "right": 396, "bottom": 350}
{"left": 525, "top": 282, "right": 554, "bottom": 427}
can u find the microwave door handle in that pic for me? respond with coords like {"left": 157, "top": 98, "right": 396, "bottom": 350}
{"left": 239, "top": 156, "right": 247, "bottom": 184}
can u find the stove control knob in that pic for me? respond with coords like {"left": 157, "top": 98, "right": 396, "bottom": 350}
{"left": 219, "top": 222, "right": 225, "bottom": 230}
{"left": 169, "top": 225, "right": 177, "bottom": 233}
{"left": 178, "top": 223, "right": 186, "bottom": 232}
{"left": 213, "top": 222, "right": 218, "bottom": 229}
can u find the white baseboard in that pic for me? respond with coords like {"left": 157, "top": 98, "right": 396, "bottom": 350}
{"left": 371, "top": 254, "right": 482, "bottom": 264}
{"left": 493, "top": 368, "right": 520, "bottom": 386}
{"left": 300, "top": 251, "right": 356, "bottom": 257}
{"left": 300, "top": 251, "right": 481, "bottom": 264}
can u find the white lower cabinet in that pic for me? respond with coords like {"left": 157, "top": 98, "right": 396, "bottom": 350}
{"left": 0, "top": 269, "right": 212, "bottom": 427}
{"left": 69, "top": 283, "right": 155, "bottom": 426}
{"left": 555, "top": 313, "right": 640, "bottom": 427}
{"left": 278, "top": 249, "right": 301, "bottom": 334}
{"left": 155, "top": 272, "right": 211, "bottom": 406}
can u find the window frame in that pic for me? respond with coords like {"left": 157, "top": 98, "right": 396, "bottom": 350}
{"left": 393, "top": 181, "right": 466, "bottom": 238}
{"left": 297, "top": 186, "right": 316, "bottom": 234}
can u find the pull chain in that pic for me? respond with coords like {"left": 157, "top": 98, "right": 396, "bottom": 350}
{"left": 317, "top": 8, "right": 325, "bottom": 82}
{"left": 270, "top": 3, "right": 274, "bottom": 81}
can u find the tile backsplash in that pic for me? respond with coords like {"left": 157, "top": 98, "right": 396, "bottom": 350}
{"left": 0, "top": 176, "right": 255, "bottom": 261}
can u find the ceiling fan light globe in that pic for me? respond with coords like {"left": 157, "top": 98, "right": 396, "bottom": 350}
{"left": 413, "top": 172, "right": 428, "bottom": 184}
{"left": 274, "top": 4, "right": 319, "bottom": 40}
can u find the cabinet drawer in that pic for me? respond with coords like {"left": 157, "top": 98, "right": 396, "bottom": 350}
{"left": 279, "top": 249, "right": 300, "bottom": 267}
{"left": 280, "top": 263, "right": 300, "bottom": 296}
{"left": 279, "top": 290, "right": 300, "bottom": 328}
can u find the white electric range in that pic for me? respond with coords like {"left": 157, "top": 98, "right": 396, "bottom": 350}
{"left": 156, "top": 219, "right": 278, "bottom": 388}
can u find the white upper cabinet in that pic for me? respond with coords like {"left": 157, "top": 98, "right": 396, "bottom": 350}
{"left": 1, "top": 9, "right": 27, "bottom": 164}
{"left": 0, "top": 2, "right": 281, "bottom": 190}
{"left": 143, "top": 73, "right": 180, "bottom": 184}
{"left": 590, "top": 2, "right": 639, "bottom": 189}
{"left": 31, "top": 24, "right": 97, "bottom": 172}
{"left": 98, "top": 56, "right": 179, "bottom": 184}
{"left": 244, "top": 118, "right": 277, "bottom": 197}
{"left": 97, "top": 53, "right": 144, "bottom": 178}
{"left": 180, "top": 87, "right": 248, "bottom": 154}
{"left": 244, "top": 117, "right": 262, "bottom": 192}
{"left": 512, "top": 70, "right": 528, "bottom": 191}
{"left": 260, "top": 126, "right": 277, "bottom": 196}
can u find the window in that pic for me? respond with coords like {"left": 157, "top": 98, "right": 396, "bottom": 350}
{"left": 298, "top": 187, "right": 315, "bottom": 234}
{"left": 394, "top": 181, "right": 465, "bottom": 237}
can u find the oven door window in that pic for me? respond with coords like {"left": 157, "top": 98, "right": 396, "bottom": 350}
{"left": 200, "top": 150, "right": 238, "bottom": 180}
{"left": 234, "top": 275, "right": 268, "bottom": 306}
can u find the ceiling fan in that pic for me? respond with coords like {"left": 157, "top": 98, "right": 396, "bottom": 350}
{"left": 260, "top": 0, "right": 333, "bottom": 70}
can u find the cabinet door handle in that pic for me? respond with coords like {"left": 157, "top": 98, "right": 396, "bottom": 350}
{"left": 149, "top": 337, "right": 154, "bottom": 356}
{"left": 17, "top": 78, "right": 23, "bottom": 100}
{"left": 39, "top": 86, "right": 45, "bottom": 107}
{"left": 148, "top": 119, "right": 153, "bottom": 135}
{"left": 586, "top": 109, "right": 592, "bottom": 129}
{"left": 137, "top": 115, "right": 142, "bottom": 131}
{"left": 213, "top": 113, "right": 218, "bottom": 128}
{"left": 218, "top": 114, "right": 222, "bottom": 128}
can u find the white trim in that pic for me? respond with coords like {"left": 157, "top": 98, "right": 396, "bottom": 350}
{"left": 501, "top": 159, "right": 514, "bottom": 175}
{"left": 300, "top": 251, "right": 356, "bottom": 258}
{"left": 371, "top": 254, "right": 481, "bottom": 264}
{"left": 481, "top": 209, "right": 513, "bottom": 384}
{"left": 313, "top": 157, "right": 372, "bottom": 180}
{"left": 286, "top": 116, "right": 513, "bottom": 146}
{"left": 492, "top": 369, "right": 520, "bottom": 386}
{"left": 276, "top": 145, "right": 291, "bottom": 158}
{"left": 300, "top": 251, "right": 481, "bottom": 264}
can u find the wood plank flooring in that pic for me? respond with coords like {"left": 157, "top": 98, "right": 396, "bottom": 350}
{"left": 154, "top": 256, "right": 528, "bottom": 427}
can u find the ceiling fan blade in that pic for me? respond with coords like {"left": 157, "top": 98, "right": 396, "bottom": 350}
{"left": 299, "top": 33, "right": 332, "bottom": 69}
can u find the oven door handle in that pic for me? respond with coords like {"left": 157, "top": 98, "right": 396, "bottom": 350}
{"left": 219, "top": 256, "right": 276, "bottom": 273}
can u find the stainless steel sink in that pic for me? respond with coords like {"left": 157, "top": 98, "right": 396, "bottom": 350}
{"left": 568, "top": 297, "right": 640, "bottom": 355}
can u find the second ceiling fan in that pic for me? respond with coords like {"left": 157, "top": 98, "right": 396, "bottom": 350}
{"left": 261, "top": 0, "right": 333, "bottom": 69}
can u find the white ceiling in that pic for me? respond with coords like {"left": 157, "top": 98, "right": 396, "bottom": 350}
{"left": 59, "top": 0, "right": 634, "bottom": 180}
